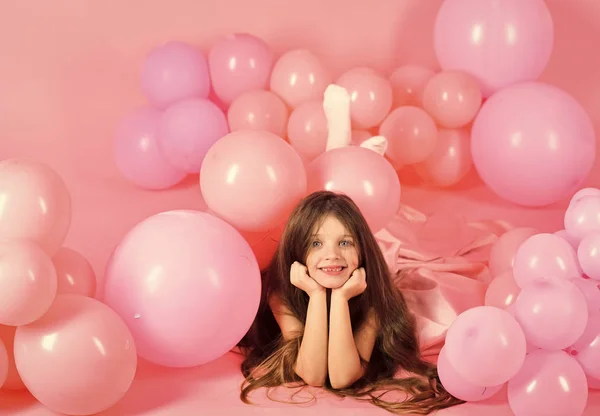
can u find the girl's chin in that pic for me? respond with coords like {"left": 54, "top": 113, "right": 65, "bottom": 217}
{"left": 313, "top": 273, "right": 348, "bottom": 289}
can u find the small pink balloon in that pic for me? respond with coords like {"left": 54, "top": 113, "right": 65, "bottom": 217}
{"left": 52, "top": 247, "right": 97, "bottom": 298}
{"left": 379, "top": 106, "right": 438, "bottom": 166}
{"left": 104, "top": 210, "right": 261, "bottom": 367}
{"left": 571, "top": 277, "right": 600, "bottom": 314}
{"left": 570, "top": 312, "right": 600, "bottom": 380}
{"left": 141, "top": 41, "right": 210, "bottom": 108}
{"left": 336, "top": 67, "right": 393, "bottom": 129}
{"left": 570, "top": 187, "right": 600, "bottom": 205}
{"left": 514, "top": 277, "right": 588, "bottom": 351}
{"left": 488, "top": 227, "right": 539, "bottom": 277}
{"left": 578, "top": 233, "right": 600, "bottom": 281}
{"left": 208, "top": 33, "right": 274, "bottom": 105}
{"left": 389, "top": 65, "right": 435, "bottom": 107}
{"left": 507, "top": 350, "right": 588, "bottom": 416}
{"left": 444, "top": 306, "right": 527, "bottom": 387}
{"left": 485, "top": 271, "right": 521, "bottom": 309}
{"left": 14, "top": 295, "right": 137, "bottom": 416}
{"left": 158, "top": 98, "right": 229, "bottom": 174}
{"left": 422, "top": 70, "right": 482, "bottom": 128}
{"left": 413, "top": 127, "right": 472, "bottom": 187}
{"left": 0, "top": 326, "right": 25, "bottom": 390}
{"left": 0, "top": 241, "right": 57, "bottom": 326}
{"left": 437, "top": 347, "right": 503, "bottom": 402}
{"left": 306, "top": 146, "right": 401, "bottom": 233}
{"left": 227, "top": 90, "right": 289, "bottom": 138}
{"left": 0, "top": 159, "right": 71, "bottom": 256}
{"left": 564, "top": 196, "right": 600, "bottom": 243}
{"left": 114, "top": 106, "right": 187, "bottom": 190}
{"left": 270, "top": 49, "right": 332, "bottom": 108}
{"left": 351, "top": 130, "right": 372, "bottom": 146}
{"left": 554, "top": 229, "right": 579, "bottom": 249}
{"left": 287, "top": 100, "right": 328, "bottom": 161}
{"left": 513, "top": 233, "right": 582, "bottom": 288}
{"left": 0, "top": 338, "right": 7, "bottom": 389}
{"left": 200, "top": 130, "right": 307, "bottom": 232}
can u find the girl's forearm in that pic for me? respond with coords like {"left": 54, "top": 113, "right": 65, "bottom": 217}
{"left": 294, "top": 290, "right": 328, "bottom": 386}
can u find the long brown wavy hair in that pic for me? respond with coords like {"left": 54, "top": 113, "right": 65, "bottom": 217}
{"left": 237, "top": 191, "right": 464, "bottom": 414}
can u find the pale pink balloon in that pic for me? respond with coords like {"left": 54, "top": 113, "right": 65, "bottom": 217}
{"left": 513, "top": 233, "right": 582, "bottom": 288}
{"left": 444, "top": 306, "right": 526, "bottom": 387}
{"left": 114, "top": 106, "right": 187, "bottom": 190}
{"left": 414, "top": 128, "right": 472, "bottom": 187}
{"left": 379, "top": 106, "right": 438, "bottom": 167}
{"left": 488, "top": 227, "right": 539, "bottom": 277}
{"left": 52, "top": 247, "right": 97, "bottom": 298}
{"left": 571, "top": 277, "right": 600, "bottom": 314}
{"left": 0, "top": 159, "right": 71, "bottom": 256}
{"left": 505, "top": 305, "right": 540, "bottom": 354}
{"left": 471, "top": 82, "right": 596, "bottom": 207}
{"left": 578, "top": 233, "right": 600, "bottom": 281}
{"left": 270, "top": 49, "right": 332, "bottom": 108}
{"left": 570, "top": 187, "right": 600, "bottom": 205}
{"left": 0, "top": 241, "right": 57, "bottom": 326}
{"left": 0, "top": 338, "right": 7, "bottom": 389}
{"left": 564, "top": 196, "right": 600, "bottom": 243}
{"left": 507, "top": 350, "right": 588, "bottom": 416}
{"left": 200, "top": 130, "right": 307, "bottom": 232}
{"left": 336, "top": 67, "right": 393, "bottom": 129}
{"left": 437, "top": 347, "right": 503, "bottom": 402}
{"left": 103, "top": 210, "right": 261, "bottom": 367}
{"left": 389, "top": 65, "right": 435, "bottom": 107}
{"left": 14, "top": 295, "right": 137, "bottom": 415}
{"left": 515, "top": 277, "right": 588, "bottom": 351}
{"left": 158, "top": 98, "right": 229, "bottom": 174}
{"left": 351, "top": 130, "right": 371, "bottom": 146}
{"left": 227, "top": 90, "right": 288, "bottom": 138}
{"left": 434, "top": 0, "right": 554, "bottom": 97}
{"left": 208, "top": 33, "right": 274, "bottom": 105}
{"left": 422, "top": 71, "right": 482, "bottom": 128}
{"left": 307, "top": 146, "right": 401, "bottom": 233}
{"left": 140, "top": 41, "right": 210, "bottom": 108}
{"left": 485, "top": 271, "right": 521, "bottom": 309}
{"left": 0, "top": 326, "right": 25, "bottom": 390}
{"left": 554, "top": 229, "right": 579, "bottom": 249}
{"left": 570, "top": 312, "right": 600, "bottom": 380}
{"left": 286, "top": 100, "right": 328, "bottom": 161}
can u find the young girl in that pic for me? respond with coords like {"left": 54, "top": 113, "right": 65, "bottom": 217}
{"left": 237, "top": 190, "right": 464, "bottom": 414}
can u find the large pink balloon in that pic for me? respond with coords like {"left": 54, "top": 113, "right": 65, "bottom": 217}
{"left": 389, "top": 65, "right": 435, "bottom": 107}
{"left": 434, "top": 0, "right": 554, "bottom": 97}
{"left": 307, "top": 146, "right": 401, "bottom": 233}
{"left": 114, "top": 106, "right": 187, "bottom": 190}
{"left": 227, "top": 90, "right": 289, "bottom": 138}
{"left": 200, "top": 130, "right": 307, "bottom": 232}
{"left": 444, "top": 306, "right": 526, "bottom": 387}
{"left": 52, "top": 247, "right": 97, "bottom": 298}
{"left": 14, "top": 295, "right": 137, "bottom": 416}
{"left": 564, "top": 196, "right": 600, "bottom": 243}
{"left": 471, "top": 82, "right": 596, "bottom": 207}
{"left": 0, "top": 159, "right": 71, "bottom": 256}
{"left": 208, "top": 33, "right": 274, "bottom": 105}
{"left": 140, "top": 41, "right": 210, "bottom": 108}
{"left": 0, "top": 241, "right": 57, "bottom": 326}
{"left": 488, "top": 227, "right": 539, "bottom": 277}
{"left": 103, "top": 210, "right": 261, "bottom": 367}
{"left": 287, "top": 100, "right": 328, "bottom": 161}
{"left": 507, "top": 350, "right": 588, "bottom": 416}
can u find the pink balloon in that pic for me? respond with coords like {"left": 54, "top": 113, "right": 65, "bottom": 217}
{"left": 570, "top": 312, "right": 600, "bottom": 380}
{"left": 287, "top": 100, "right": 328, "bottom": 161}
{"left": 570, "top": 187, "right": 600, "bottom": 205}
{"left": 434, "top": 0, "right": 554, "bottom": 97}
{"left": 52, "top": 247, "right": 97, "bottom": 298}
{"left": 488, "top": 227, "right": 539, "bottom": 277}
{"left": 413, "top": 127, "right": 472, "bottom": 187}
{"left": 422, "top": 71, "right": 482, "bottom": 128}
{"left": 336, "top": 67, "right": 393, "bottom": 129}
{"left": 227, "top": 90, "right": 289, "bottom": 138}
{"left": 140, "top": 41, "right": 210, "bottom": 108}
{"left": 554, "top": 229, "right": 579, "bottom": 249}
{"left": 589, "top": 375, "right": 600, "bottom": 390}
{"left": 200, "top": 130, "right": 307, "bottom": 232}
{"left": 0, "top": 326, "right": 25, "bottom": 390}
{"left": 306, "top": 146, "right": 401, "bottom": 233}
{"left": 208, "top": 33, "right": 274, "bottom": 105}
{"left": 0, "top": 159, "right": 71, "bottom": 256}
{"left": 14, "top": 295, "right": 137, "bottom": 415}
{"left": 444, "top": 306, "right": 526, "bottom": 387}
{"left": 389, "top": 65, "right": 435, "bottom": 107}
{"left": 0, "top": 338, "right": 7, "bottom": 389}
{"left": 379, "top": 106, "right": 438, "bottom": 166}
{"left": 114, "top": 106, "right": 187, "bottom": 190}
{"left": 471, "top": 82, "right": 596, "bottom": 207}
{"left": 513, "top": 233, "right": 582, "bottom": 288}
{"left": 564, "top": 196, "right": 600, "bottom": 243}
{"left": 515, "top": 277, "right": 588, "bottom": 351}
{"left": 103, "top": 210, "right": 261, "bottom": 367}
{"left": 158, "top": 98, "right": 229, "bottom": 174}
{"left": 0, "top": 241, "right": 57, "bottom": 326}
{"left": 437, "top": 347, "right": 503, "bottom": 402}
{"left": 505, "top": 305, "right": 540, "bottom": 355}
{"left": 507, "top": 350, "right": 588, "bottom": 416}
{"left": 578, "top": 233, "right": 600, "bottom": 281}
{"left": 571, "top": 277, "right": 600, "bottom": 314}
{"left": 484, "top": 271, "right": 521, "bottom": 309}
{"left": 270, "top": 49, "right": 332, "bottom": 108}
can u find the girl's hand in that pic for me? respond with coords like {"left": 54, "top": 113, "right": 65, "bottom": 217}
{"left": 333, "top": 267, "right": 367, "bottom": 301}
{"left": 290, "top": 262, "right": 324, "bottom": 297}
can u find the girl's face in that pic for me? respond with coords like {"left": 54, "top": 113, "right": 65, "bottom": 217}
{"left": 305, "top": 215, "right": 360, "bottom": 289}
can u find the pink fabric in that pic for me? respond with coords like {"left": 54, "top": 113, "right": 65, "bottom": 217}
{"left": 375, "top": 204, "right": 513, "bottom": 358}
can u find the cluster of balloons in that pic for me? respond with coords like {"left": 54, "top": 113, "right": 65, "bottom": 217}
{"left": 438, "top": 187, "right": 600, "bottom": 416}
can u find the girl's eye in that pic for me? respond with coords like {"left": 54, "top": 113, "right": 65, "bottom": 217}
{"left": 340, "top": 240, "right": 353, "bottom": 247}
{"left": 311, "top": 241, "right": 322, "bottom": 247}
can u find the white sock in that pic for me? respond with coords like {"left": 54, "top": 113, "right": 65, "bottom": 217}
{"left": 360, "top": 135, "right": 388, "bottom": 156}
{"left": 323, "top": 84, "right": 352, "bottom": 151}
